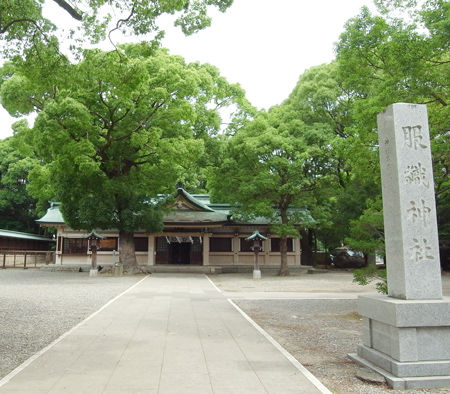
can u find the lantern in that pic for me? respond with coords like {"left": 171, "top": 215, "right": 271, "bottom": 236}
{"left": 85, "top": 230, "right": 105, "bottom": 274}
{"left": 245, "top": 230, "right": 267, "bottom": 279}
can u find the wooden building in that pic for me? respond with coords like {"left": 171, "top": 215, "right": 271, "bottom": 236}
{"left": 37, "top": 187, "right": 303, "bottom": 269}
{"left": 0, "top": 229, "right": 54, "bottom": 251}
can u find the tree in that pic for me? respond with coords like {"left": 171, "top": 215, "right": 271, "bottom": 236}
{"left": 345, "top": 197, "right": 385, "bottom": 256}
{"left": 285, "top": 62, "right": 353, "bottom": 141}
{"left": 284, "top": 62, "right": 382, "bottom": 254}
{"left": 0, "top": 0, "right": 233, "bottom": 57}
{"left": 0, "top": 127, "right": 41, "bottom": 232}
{"left": 335, "top": 1, "right": 449, "bottom": 263}
{"left": 209, "top": 105, "right": 333, "bottom": 275}
{"left": 0, "top": 43, "right": 246, "bottom": 272}
{"left": 0, "top": 0, "right": 233, "bottom": 56}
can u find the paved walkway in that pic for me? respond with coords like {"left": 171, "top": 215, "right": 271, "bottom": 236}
{"left": 0, "top": 274, "right": 328, "bottom": 394}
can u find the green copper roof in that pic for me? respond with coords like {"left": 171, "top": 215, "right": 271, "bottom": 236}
{"left": 84, "top": 230, "right": 106, "bottom": 239}
{"left": 164, "top": 210, "right": 229, "bottom": 224}
{"left": 245, "top": 230, "right": 268, "bottom": 241}
{"left": 36, "top": 189, "right": 314, "bottom": 228}
{"left": 0, "top": 229, "right": 54, "bottom": 242}
{"left": 176, "top": 188, "right": 215, "bottom": 212}
{"left": 36, "top": 202, "right": 65, "bottom": 224}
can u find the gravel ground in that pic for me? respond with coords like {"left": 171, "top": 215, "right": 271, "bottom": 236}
{"left": 0, "top": 269, "right": 142, "bottom": 379}
{"left": 235, "top": 298, "right": 450, "bottom": 394}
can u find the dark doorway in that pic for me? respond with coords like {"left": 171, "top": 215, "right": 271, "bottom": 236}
{"left": 155, "top": 237, "right": 203, "bottom": 265}
{"left": 168, "top": 242, "right": 191, "bottom": 264}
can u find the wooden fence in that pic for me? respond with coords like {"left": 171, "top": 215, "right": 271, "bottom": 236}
{"left": 1, "top": 250, "right": 55, "bottom": 269}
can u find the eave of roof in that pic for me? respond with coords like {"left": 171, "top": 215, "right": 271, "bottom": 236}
{"left": 35, "top": 191, "right": 314, "bottom": 228}
{"left": 0, "top": 229, "right": 54, "bottom": 242}
{"left": 164, "top": 210, "right": 229, "bottom": 223}
{"left": 177, "top": 188, "right": 215, "bottom": 212}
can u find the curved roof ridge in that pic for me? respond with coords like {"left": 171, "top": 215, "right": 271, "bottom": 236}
{"left": 176, "top": 188, "right": 215, "bottom": 212}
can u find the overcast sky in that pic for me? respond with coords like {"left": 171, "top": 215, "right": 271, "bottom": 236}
{"left": 0, "top": 0, "right": 375, "bottom": 140}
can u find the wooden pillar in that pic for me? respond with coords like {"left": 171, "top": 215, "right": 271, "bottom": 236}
{"left": 295, "top": 238, "right": 301, "bottom": 265}
{"left": 147, "top": 235, "right": 155, "bottom": 266}
{"left": 262, "top": 238, "right": 270, "bottom": 266}
{"left": 233, "top": 235, "right": 239, "bottom": 265}
{"left": 202, "top": 233, "right": 210, "bottom": 266}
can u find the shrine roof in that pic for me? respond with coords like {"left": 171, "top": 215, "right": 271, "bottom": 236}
{"left": 36, "top": 202, "right": 65, "bottom": 225}
{"left": 0, "top": 229, "right": 54, "bottom": 242}
{"left": 36, "top": 188, "right": 313, "bottom": 227}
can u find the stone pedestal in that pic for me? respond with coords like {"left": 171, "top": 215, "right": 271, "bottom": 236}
{"left": 89, "top": 269, "right": 98, "bottom": 277}
{"left": 113, "top": 264, "right": 123, "bottom": 277}
{"left": 350, "top": 295, "right": 450, "bottom": 389}
{"left": 253, "top": 269, "right": 261, "bottom": 279}
{"left": 350, "top": 103, "right": 450, "bottom": 389}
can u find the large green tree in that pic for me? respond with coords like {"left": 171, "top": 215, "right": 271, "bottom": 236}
{"left": 0, "top": 43, "right": 245, "bottom": 271}
{"left": 0, "top": 0, "right": 233, "bottom": 57}
{"left": 209, "top": 105, "right": 333, "bottom": 275}
{"left": 0, "top": 129, "right": 41, "bottom": 232}
{"left": 335, "top": 0, "right": 449, "bottom": 261}
{"left": 284, "top": 62, "right": 381, "bottom": 254}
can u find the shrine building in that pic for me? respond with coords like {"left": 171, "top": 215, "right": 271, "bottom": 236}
{"left": 37, "top": 186, "right": 303, "bottom": 270}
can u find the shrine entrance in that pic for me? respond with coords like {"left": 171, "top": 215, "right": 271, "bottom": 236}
{"left": 168, "top": 242, "right": 191, "bottom": 265}
{"left": 155, "top": 236, "right": 203, "bottom": 265}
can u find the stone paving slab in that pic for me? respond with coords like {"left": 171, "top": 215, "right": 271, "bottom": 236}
{"left": 0, "top": 274, "right": 328, "bottom": 394}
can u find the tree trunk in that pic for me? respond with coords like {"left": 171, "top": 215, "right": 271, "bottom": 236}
{"left": 278, "top": 208, "right": 290, "bottom": 276}
{"left": 119, "top": 230, "right": 139, "bottom": 273}
{"left": 367, "top": 253, "right": 376, "bottom": 266}
{"left": 278, "top": 235, "right": 290, "bottom": 276}
{"left": 300, "top": 229, "right": 313, "bottom": 266}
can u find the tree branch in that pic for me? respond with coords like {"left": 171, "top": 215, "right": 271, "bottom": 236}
{"left": 0, "top": 18, "right": 42, "bottom": 34}
{"left": 52, "top": 0, "right": 83, "bottom": 21}
{"left": 430, "top": 92, "right": 447, "bottom": 107}
{"left": 108, "top": 4, "right": 136, "bottom": 51}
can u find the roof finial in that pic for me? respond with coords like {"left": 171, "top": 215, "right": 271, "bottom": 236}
{"left": 176, "top": 181, "right": 184, "bottom": 190}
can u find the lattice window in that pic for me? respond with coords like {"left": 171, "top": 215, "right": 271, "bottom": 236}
{"left": 210, "top": 237, "right": 232, "bottom": 252}
{"left": 270, "top": 238, "right": 293, "bottom": 252}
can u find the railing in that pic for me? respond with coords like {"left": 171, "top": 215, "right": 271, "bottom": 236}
{"left": 1, "top": 250, "right": 55, "bottom": 269}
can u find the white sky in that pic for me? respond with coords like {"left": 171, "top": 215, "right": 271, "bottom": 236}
{"left": 0, "top": 0, "right": 375, "bottom": 140}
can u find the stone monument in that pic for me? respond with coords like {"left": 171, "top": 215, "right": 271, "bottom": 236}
{"left": 349, "top": 103, "right": 450, "bottom": 389}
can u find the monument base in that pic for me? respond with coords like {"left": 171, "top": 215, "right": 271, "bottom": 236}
{"left": 252, "top": 269, "right": 261, "bottom": 279}
{"left": 350, "top": 295, "right": 450, "bottom": 389}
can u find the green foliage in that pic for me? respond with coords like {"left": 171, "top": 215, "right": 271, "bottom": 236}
{"left": 336, "top": 2, "right": 449, "bottom": 158}
{"left": 286, "top": 62, "right": 353, "bottom": 140}
{"left": 0, "top": 132, "right": 41, "bottom": 232}
{"left": 283, "top": 0, "right": 449, "bottom": 259}
{"left": 0, "top": 43, "right": 245, "bottom": 266}
{"left": 345, "top": 197, "right": 385, "bottom": 255}
{"left": 209, "top": 104, "right": 335, "bottom": 274}
{"left": 0, "top": 0, "right": 55, "bottom": 58}
{"left": 334, "top": 0, "right": 449, "bottom": 261}
{"left": 0, "top": 0, "right": 234, "bottom": 57}
{"left": 284, "top": 62, "right": 379, "bottom": 252}
{"left": 353, "top": 265, "right": 388, "bottom": 294}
